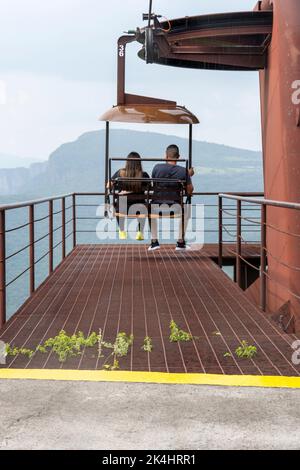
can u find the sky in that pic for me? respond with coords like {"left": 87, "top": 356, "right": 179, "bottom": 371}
{"left": 0, "top": 0, "right": 262, "bottom": 161}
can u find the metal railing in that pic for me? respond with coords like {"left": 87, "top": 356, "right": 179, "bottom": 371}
{"left": 218, "top": 193, "right": 300, "bottom": 316}
{"left": 0, "top": 193, "right": 77, "bottom": 326}
{"left": 0, "top": 190, "right": 263, "bottom": 327}
{"left": 74, "top": 191, "right": 264, "bottom": 241}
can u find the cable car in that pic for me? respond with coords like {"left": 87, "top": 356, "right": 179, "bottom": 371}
{"left": 99, "top": 34, "right": 199, "bottom": 245}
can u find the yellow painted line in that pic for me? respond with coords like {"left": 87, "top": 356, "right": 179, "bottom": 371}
{"left": 0, "top": 369, "right": 300, "bottom": 388}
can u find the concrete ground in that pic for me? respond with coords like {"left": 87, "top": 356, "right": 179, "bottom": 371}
{"left": 0, "top": 380, "right": 300, "bottom": 450}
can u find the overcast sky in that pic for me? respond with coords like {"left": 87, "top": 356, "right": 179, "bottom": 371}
{"left": 0, "top": 0, "right": 262, "bottom": 161}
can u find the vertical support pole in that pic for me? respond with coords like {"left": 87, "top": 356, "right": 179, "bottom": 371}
{"left": 105, "top": 121, "right": 110, "bottom": 196}
{"left": 148, "top": 0, "right": 153, "bottom": 26}
{"left": 109, "top": 159, "right": 112, "bottom": 184}
{"left": 29, "top": 204, "right": 35, "bottom": 294}
{"left": 236, "top": 199, "right": 242, "bottom": 288}
{"left": 104, "top": 121, "right": 110, "bottom": 217}
{"left": 49, "top": 200, "right": 53, "bottom": 275}
{"left": 117, "top": 38, "right": 126, "bottom": 105}
{"left": 117, "top": 35, "right": 135, "bottom": 105}
{"left": 62, "top": 197, "right": 66, "bottom": 260}
{"left": 218, "top": 196, "right": 223, "bottom": 268}
{"left": 72, "top": 194, "right": 76, "bottom": 249}
{"left": 0, "top": 210, "right": 6, "bottom": 327}
{"left": 181, "top": 186, "right": 185, "bottom": 243}
{"left": 188, "top": 124, "right": 193, "bottom": 169}
{"left": 260, "top": 204, "right": 267, "bottom": 312}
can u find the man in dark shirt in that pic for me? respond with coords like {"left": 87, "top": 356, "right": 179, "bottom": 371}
{"left": 149, "top": 144, "right": 194, "bottom": 251}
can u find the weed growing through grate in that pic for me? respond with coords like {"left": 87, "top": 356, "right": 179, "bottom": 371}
{"left": 5, "top": 330, "right": 135, "bottom": 368}
{"left": 169, "top": 320, "right": 193, "bottom": 342}
{"left": 6, "top": 322, "right": 214, "bottom": 368}
{"left": 98, "top": 328, "right": 104, "bottom": 358}
{"left": 38, "top": 331, "right": 99, "bottom": 362}
{"left": 142, "top": 336, "right": 153, "bottom": 352}
{"left": 5, "top": 331, "right": 99, "bottom": 363}
{"left": 224, "top": 341, "right": 258, "bottom": 359}
{"left": 5, "top": 345, "right": 35, "bottom": 359}
{"left": 102, "top": 332, "right": 134, "bottom": 370}
{"left": 235, "top": 341, "right": 257, "bottom": 359}
{"left": 224, "top": 352, "right": 232, "bottom": 358}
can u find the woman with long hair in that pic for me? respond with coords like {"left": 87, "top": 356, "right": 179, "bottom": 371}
{"left": 111, "top": 152, "right": 150, "bottom": 240}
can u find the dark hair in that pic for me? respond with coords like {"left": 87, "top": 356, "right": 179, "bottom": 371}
{"left": 120, "top": 152, "right": 143, "bottom": 192}
{"left": 166, "top": 144, "right": 180, "bottom": 160}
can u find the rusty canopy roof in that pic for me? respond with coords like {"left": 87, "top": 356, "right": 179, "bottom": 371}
{"left": 99, "top": 104, "right": 199, "bottom": 125}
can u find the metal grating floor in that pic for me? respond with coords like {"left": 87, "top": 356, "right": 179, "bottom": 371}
{"left": 0, "top": 244, "right": 298, "bottom": 376}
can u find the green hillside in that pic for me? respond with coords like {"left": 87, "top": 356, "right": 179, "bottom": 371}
{"left": 2, "top": 129, "right": 264, "bottom": 199}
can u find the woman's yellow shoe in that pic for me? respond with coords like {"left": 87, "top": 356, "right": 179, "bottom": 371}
{"left": 136, "top": 231, "right": 144, "bottom": 241}
{"left": 119, "top": 230, "right": 127, "bottom": 240}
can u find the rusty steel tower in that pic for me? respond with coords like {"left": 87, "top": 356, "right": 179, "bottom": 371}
{"left": 133, "top": 0, "right": 300, "bottom": 330}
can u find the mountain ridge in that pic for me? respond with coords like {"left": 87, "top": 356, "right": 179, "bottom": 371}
{"left": 0, "top": 129, "right": 263, "bottom": 201}
{"left": 0, "top": 153, "right": 43, "bottom": 169}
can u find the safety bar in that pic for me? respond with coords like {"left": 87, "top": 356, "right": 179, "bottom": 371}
{"left": 108, "top": 158, "right": 189, "bottom": 184}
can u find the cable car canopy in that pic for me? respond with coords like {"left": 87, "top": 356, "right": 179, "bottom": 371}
{"left": 100, "top": 103, "right": 199, "bottom": 125}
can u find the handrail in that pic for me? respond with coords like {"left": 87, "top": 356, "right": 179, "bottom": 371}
{"left": 218, "top": 192, "right": 300, "bottom": 325}
{"left": 0, "top": 192, "right": 264, "bottom": 212}
{"left": 0, "top": 192, "right": 74, "bottom": 211}
{"left": 195, "top": 192, "right": 264, "bottom": 197}
{"left": 219, "top": 193, "right": 300, "bottom": 210}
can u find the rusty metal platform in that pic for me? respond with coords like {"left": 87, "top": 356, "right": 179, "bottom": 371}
{"left": 0, "top": 244, "right": 298, "bottom": 376}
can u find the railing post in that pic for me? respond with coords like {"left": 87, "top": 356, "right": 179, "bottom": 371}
{"left": 0, "top": 210, "right": 6, "bottom": 327}
{"left": 236, "top": 199, "right": 242, "bottom": 288}
{"left": 104, "top": 121, "right": 110, "bottom": 217}
{"left": 49, "top": 200, "right": 53, "bottom": 275}
{"left": 260, "top": 204, "right": 267, "bottom": 311}
{"left": 188, "top": 124, "right": 193, "bottom": 169}
{"left": 218, "top": 196, "right": 223, "bottom": 268}
{"left": 62, "top": 197, "right": 66, "bottom": 259}
{"left": 29, "top": 204, "right": 35, "bottom": 294}
{"left": 72, "top": 194, "right": 76, "bottom": 249}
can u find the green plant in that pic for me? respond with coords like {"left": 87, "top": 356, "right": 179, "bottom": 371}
{"left": 84, "top": 332, "right": 99, "bottom": 348}
{"left": 39, "top": 330, "right": 99, "bottom": 363}
{"left": 223, "top": 352, "right": 232, "bottom": 358}
{"left": 103, "top": 359, "right": 119, "bottom": 371}
{"left": 5, "top": 329, "right": 134, "bottom": 369}
{"left": 101, "top": 332, "right": 134, "bottom": 371}
{"left": 114, "top": 332, "right": 134, "bottom": 357}
{"left": 235, "top": 341, "right": 257, "bottom": 359}
{"left": 142, "top": 336, "right": 153, "bottom": 352}
{"left": 5, "top": 344, "right": 35, "bottom": 359}
{"left": 169, "top": 320, "right": 192, "bottom": 343}
{"left": 98, "top": 329, "right": 104, "bottom": 358}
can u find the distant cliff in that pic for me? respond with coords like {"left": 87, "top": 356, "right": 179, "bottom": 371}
{"left": 0, "top": 130, "right": 263, "bottom": 199}
{"left": 0, "top": 161, "right": 47, "bottom": 195}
